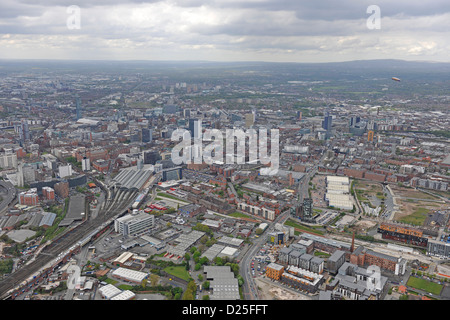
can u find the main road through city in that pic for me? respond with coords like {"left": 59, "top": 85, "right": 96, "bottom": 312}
{"left": 240, "top": 209, "right": 291, "bottom": 300}
{"left": 239, "top": 158, "right": 321, "bottom": 300}
{"left": 0, "top": 180, "right": 16, "bottom": 215}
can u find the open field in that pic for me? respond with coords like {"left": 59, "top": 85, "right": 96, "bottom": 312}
{"left": 284, "top": 219, "right": 325, "bottom": 236}
{"left": 254, "top": 277, "right": 311, "bottom": 300}
{"left": 310, "top": 175, "right": 327, "bottom": 208}
{"left": 353, "top": 219, "right": 378, "bottom": 233}
{"left": 390, "top": 185, "right": 440, "bottom": 200}
{"left": 394, "top": 199, "right": 446, "bottom": 226}
{"left": 163, "top": 266, "right": 191, "bottom": 281}
{"left": 406, "top": 276, "right": 443, "bottom": 295}
{"left": 353, "top": 180, "right": 384, "bottom": 208}
{"left": 229, "top": 211, "right": 253, "bottom": 219}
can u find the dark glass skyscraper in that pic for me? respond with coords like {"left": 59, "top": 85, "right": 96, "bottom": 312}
{"left": 141, "top": 128, "right": 153, "bottom": 143}
{"left": 322, "top": 113, "right": 332, "bottom": 131}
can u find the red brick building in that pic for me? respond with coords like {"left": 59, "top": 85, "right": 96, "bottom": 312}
{"left": 19, "top": 189, "right": 39, "bottom": 206}
{"left": 42, "top": 186, "right": 55, "bottom": 201}
{"left": 54, "top": 181, "right": 69, "bottom": 198}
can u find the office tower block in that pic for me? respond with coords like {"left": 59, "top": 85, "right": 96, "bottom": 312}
{"left": 188, "top": 118, "right": 201, "bottom": 138}
{"left": 322, "top": 113, "right": 332, "bottom": 131}
{"left": 141, "top": 128, "right": 153, "bottom": 143}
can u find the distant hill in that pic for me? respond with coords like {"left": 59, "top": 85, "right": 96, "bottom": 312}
{"left": 0, "top": 58, "right": 449, "bottom": 82}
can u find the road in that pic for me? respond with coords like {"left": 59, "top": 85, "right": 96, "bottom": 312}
{"left": 239, "top": 209, "right": 290, "bottom": 300}
{"left": 0, "top": 180, "right": 16, "bottom": 214}
{"left": 238, "top": 152, "right": 325, "bottom": 300}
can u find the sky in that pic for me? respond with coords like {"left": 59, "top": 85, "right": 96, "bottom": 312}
{"left": 0, "top": 0, "right": 449, "bottom": 63}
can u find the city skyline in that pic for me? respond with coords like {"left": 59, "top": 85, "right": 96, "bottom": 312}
{"left": 0, "top": 0, "right": 449, "bottom": 63}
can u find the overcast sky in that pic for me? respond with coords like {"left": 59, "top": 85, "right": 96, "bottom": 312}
{"left": 0, "top": 0, "right": 449, "bottom": 62}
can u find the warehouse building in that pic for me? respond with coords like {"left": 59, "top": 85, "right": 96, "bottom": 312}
{"left": 110, "top": 290, "right": 136, "bottom": 300}
{"left": 325, "top": 176, "right": 353, "bottom": 210}
{"left": 165, "top": 230, "right": 206, "bottom": 259}
{"left": 39, "top": 212, "right": 57, "bottom": 228}
{"left": 111, "top": 267, "right": 148, "bottom": 284}
{"left": 203, "top": 266, "right": 240, "bottom": 300}
{"left": 112, "top": 252, "right": 134, "bottom": 267}
{"left": 99, "top": 284, "right": 136, "bottom": 300}
{"left": 217, "top": 236, "right": 244, "bottom": 248}
{"left": 99, "top": 284, "right": 122, "bottom": 299}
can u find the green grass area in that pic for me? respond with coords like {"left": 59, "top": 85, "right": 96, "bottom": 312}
{"left": 284, "top": 219, "right": 324, "bottom": 236}
{"left": 229, "top": 212, "right": 252, "bottom": 219}
{"left": 397, "top": 207, "right": 429, "bottom": 226}
{"left": 118, "top": 284, "right": 135, "bottom": 290}
{"left": 163, "top": 266, "right": 192, "bottom": 281}
{"left": 42, "top": 198, "right": 69, "bottom": 243}
{"left": 104, "top": 278, "right": 118, "bottom": 285}
{"left": 314, "top": 251, "right": 330, "bottom": 258}
{"left": 355, "top": 189, "right": 369, "bottom": 202}
{"left": 407, "top": 276, "right": 443, "bottom": 295}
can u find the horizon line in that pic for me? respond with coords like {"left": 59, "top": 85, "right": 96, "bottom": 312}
{"left": 0, "top": 57, "right": 449, "bottom": 65}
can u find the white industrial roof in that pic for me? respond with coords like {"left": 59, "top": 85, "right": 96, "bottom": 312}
{"left": 111, "top": 267, "right": 147, "bottom": 283}
{"left": 110, "top": 290, "right": 136, "bottom": 300}
{"left": 99, "top": 284, "right": 122, "bottom": 299}
{"left": 220, "top": 246, "right": 238, "bottom": 256}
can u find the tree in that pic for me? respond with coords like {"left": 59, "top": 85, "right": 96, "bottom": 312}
{"left": 200, "top": 235, "right": 208, "bottom": 244}
{"left": 214, "top": 257, "right": 223, "bottom": 266}
{"left": 150, "top": 274, "right": 159, "bottom": 287}
{"left": 182, "top": 280, "right": 197, "bottom": 300}
{"left": 193, "top": 251, "right": 201, "bottom": 260}
{"left": 237, "top": 275, "right": 244, "bottom": 287}
{"left": 199, "top": 257, "right": 208, "bottom": 265}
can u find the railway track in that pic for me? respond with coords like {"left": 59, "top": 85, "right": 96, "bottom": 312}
{"left": 0, "top": 186, "right": 138, "bottom": 299}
